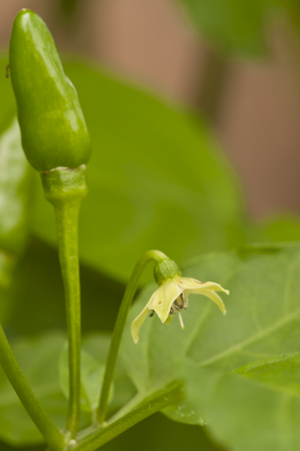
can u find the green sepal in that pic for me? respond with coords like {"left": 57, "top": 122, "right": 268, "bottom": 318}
{"left": 153, "top": 258, "right": 181, "bottom": 286}
{"left": 9, "top": 9, "right": 91, "bottom": 171}
{"left": 41, "top": 165, "right": 88, "bottom": 208}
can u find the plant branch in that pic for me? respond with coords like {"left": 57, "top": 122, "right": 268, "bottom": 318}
{"left": 0, "top": 325, "right": 64, "bottom": 450}
{"left": 77, "top": 381, "right": 184, "bottom": 451}
{"left": 96, "top": 249, "right": 167, "bottom": 423}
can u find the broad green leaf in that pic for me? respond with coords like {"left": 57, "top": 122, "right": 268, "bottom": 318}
{"left": 0, "top": 331, "right": 66, "bottom": 446}
{"left": 119, "top": 242, "right": 300, "bottom": 449}
{"left": 28, "top": 59, "right": 246, "bottom": 282}
{"left": 184, "top": 356, "right": 300, "bottom": 451}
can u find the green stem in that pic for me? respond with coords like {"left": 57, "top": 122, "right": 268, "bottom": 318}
{"left": 96, "top": 249, "right": 167, "bottom": 424}
{"left": 78, "top": 382, "right": 184, "bottom": 451}
{"left": 41, "top": 166, "right": 88, "bottom": 439}
{"left": 0, "top": 325, "right": 64, "bottom": 450}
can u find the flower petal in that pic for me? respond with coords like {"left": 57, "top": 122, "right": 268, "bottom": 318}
{"left": 185, "top": 287, "right": 227, "bottom": 314}
{"left": 148, "top": 278, "right": 183, "bottom": 323}
{"left": 177, "top": 276, "right": 229, "bottom": 295}
{"left": 131, "top": 303, "right": 152, "bottom": 344}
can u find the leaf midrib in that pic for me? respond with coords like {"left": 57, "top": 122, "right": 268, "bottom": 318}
{"left": 200, "top": 307, "right": 300, "bottom": 367}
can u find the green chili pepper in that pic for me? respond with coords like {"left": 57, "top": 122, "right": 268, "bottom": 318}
{"left": 9, "top": 9, "right": 91, "bottom": 439}
{"left": 9, "top": 9, "right": 91, "bottom": 172}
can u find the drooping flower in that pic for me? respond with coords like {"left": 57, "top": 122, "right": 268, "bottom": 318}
{"left": 131, "top": 274, "right": 229, "bottom": 344}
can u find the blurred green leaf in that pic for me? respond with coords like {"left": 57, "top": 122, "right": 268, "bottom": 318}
{"left": 176, "top": 0, "right": 300, "bottom": 57}
{"left": 59, "top": 344, "right": 108, "bottom": 413}
{"left": 0, "top": 330, "right": 224, "bottom": 450}
{"left": 0, "top": 413, "right": 224, "bottom": 451}
{"left": 119, "top": 242, "right": 300, "bottom": 449}
{"left": 235, "top": 351, "right": 300, "bottom": 391}
{"left": 6, "top": 239, "right": 124, "bottom": 336}
{"left": 0, "top": 56, "right": 16, "bottom": 128}
{"left": 177, "top": 0, "right": 281, "bottom": 56}
{"left": 99, "top": 411, "right": 224, "bottom": 451}
{"left": 185, "top": 355, "right": 300, "bottom": 451}
{"left": 28, "top": 59, "right": 246, "bottom": 282}
{"left": 257, "top": 214, "right": 300, "bottom": 243}
{"left": 0, "top": 117, "right": 35, "bottom": 322}
{"left": 82, "top": 334, "right": 136, "bottom": 416}
{"left": 60, "top": 0, "right": 79, "bottom": 16}
{"left": 0, "top": 331, "right": 66, "bottom": 446}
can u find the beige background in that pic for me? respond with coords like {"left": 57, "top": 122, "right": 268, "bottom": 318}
{"left": 2, "top": 0, "right": 300, "bottom": 218}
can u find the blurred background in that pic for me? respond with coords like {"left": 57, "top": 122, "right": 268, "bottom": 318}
{"left": 2, "top": 1, "right": 300, "bottom": 450}
{"left": 2, "top": 0, "right": 300, "bottom": 217}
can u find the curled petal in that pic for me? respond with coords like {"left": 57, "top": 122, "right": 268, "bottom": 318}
{"left": 148, "top": 278, "right": 183, "bottom": 323}
{"left": 177, "top": 276, "right": 229, "bottom": 295}
{"left": 185, "top": 287, "right": 227, "bottom": 314}
{"left": 131, "top": 303, "right": 151, "bottom": 344}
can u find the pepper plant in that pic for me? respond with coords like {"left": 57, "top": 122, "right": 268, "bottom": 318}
{"left": 2, "top": 7, "right": 300, "bottom": 451}
{"left": 1, "top": 9, "right": 229, "bottom": 451}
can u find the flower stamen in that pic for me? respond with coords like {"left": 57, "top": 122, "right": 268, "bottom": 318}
{"left": 178, "top": 312, "right": 185, "bottom": 330}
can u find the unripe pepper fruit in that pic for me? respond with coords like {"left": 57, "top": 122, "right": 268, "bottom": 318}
{"left": 9, "top": 9, "right": 91, "bottom": 172}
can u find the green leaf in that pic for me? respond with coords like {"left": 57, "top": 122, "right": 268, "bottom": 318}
{"left": 82, "top": 334, "right": 136, "bottom": 416}
{"left": 257, "top": 214, "right": 300, "bottom": 243}
{"left": 177, "top": 0, "right": 281, "bottom": 56}
{"left": 60, "top": 335, "right": 132, "bottom": 414}
{"left": 119, "top": 242, "right": 300, "bottom": 449}
{"left": 235, "top": 352, "right": 300, "bottom": 393}
{"left": 5, "top": 238, "right": 124, "bottom": 337}
{"left": 184, "top": 356, "right": 300, "bottom": 451}
{"left": 29, "top": 59, "right": 246, "bottom": 282}
{"left": 176, "top": 0, "right": 300, "bottom": 57}
{"left": 0, "top": 53, "right": 16, "bottom": 128}
{"left": 0, "top": 331, "right": 66, "bottom": 446}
